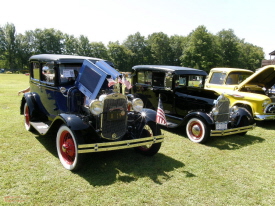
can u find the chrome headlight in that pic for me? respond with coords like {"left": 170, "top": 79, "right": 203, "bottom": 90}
{"left": 230, "top": 106, "right": 239, "bottom": 113}
{"left": 132, "top": 98, "right": 144, "bottom": 112}
{"left": 89, "top": 100, "right": 103, "bottom": 115}
{"left": 262, "top": 99, "right": 270, "bottom": 107}
{"left": 99, "top": 94, "right": 107, "bottom": 102}
{"left": 212, "top": 107, "right": 219, "bottom": 115}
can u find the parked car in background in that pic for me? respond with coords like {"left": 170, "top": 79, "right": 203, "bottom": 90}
{"left": 205, "top": 66, "right": 275, "bottom": 120}
{"left": 205, "top": 68, "right": 253, "bottom": 91}
{"left": 130, "top": 65, "right": 255, "bottom": 143}
{"left": 20, "top": 54, "right": 164, "bottom": 170}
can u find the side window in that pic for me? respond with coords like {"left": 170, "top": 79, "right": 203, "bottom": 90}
{"left": 42, "top": 63, "right": 55, "bottom": 83}
{"left": 209, "top": 72, "right": 226, "bottom": 84}
{"left": 175, "top": 75, "right": 187, "bottom": 87}
{"left": 32, "top": 62, "right": 40, "bottom": 80}
{"left": 165, "top": 72, "right": 173, "bottom": 88}
{"left": 137, "top": 71, "right": 145, "bottom": 83}
{"left": 188, "top": 75, "right": 203, "bottom": 88}
{"left": 137, "top": 71, "right": 152, "bottom": 85}
{"left": 152, "top": 72, "right": 165, "bottom": 87}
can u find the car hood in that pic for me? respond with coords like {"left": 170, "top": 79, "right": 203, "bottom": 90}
{"left": 76, "top": 59, "right": 120, "bottom": 101}
{"left": 237, "top": 65, "right": 275, "bottom": 90}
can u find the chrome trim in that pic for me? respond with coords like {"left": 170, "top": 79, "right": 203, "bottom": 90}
{"left": 210, "top": 123, "right": 256, "bottom": 136}
{"left": 264, "top": 103, "right": 275, "bottom": 113}
{"left": 78, "top": 135, "right": 164, "bottom": 153}
{"left": 255, "top": 115, "right": 275, "bottom": 121}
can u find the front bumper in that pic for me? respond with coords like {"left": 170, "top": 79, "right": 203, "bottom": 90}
{"left": 210, "top": 123, "right": 256, "bottom": 136}
{"left": 78, "top": 135, "right": 164, "bottom": 153}
{"left": 255, "top": 114, "right": 275, "bottom": 121}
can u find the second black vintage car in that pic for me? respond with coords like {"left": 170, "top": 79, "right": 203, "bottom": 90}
{"left": 131, "top": 65, "right": 255, "bottom": 143}
{"left": 20, "top": 54, "right": 164, "bottom": 171}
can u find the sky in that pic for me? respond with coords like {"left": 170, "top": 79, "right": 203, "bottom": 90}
{"left": 1, "top": 0, "right": 274, "bottom": 59}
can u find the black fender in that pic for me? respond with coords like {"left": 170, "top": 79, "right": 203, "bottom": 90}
{"left": 231, "top": 107, "right": 254, "bottom": 126}
{"left": 140, "top": 108, "right": 158, "bottom": 123}
{"left": 182, "top": 111, "right": 215, "bottom": 129}
{"left": 129, "top": 108, "right": 159, "bottom": 139}
{"left": 20, "top": 92, "right": 48, "bottom": 121}
{"left": 55, "top": 114, "right": 90, "bottom": 131}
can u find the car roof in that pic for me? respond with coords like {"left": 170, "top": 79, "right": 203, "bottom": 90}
{"left": 237, "top": 65, "right": 275, "bottom": 89}
{"left": 29, "top": 54, "right": 107, "bottom": 64}
{"left": 132, "top": 65, "right": 208, "bottom": 76}
{"left": 210, "top": 67, "right": 254, "bottom": 74}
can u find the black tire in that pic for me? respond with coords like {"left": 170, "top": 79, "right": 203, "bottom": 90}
{"left": 238, "top": 116, "right": 249, "bottom": 136}
{"left": 186, "top": 117, "right": 210, "bottom": 143}
{"left": 23, "top": 103, "right": 34, "bottom": 132}
{"left": 56, "top": 125, "right": 84, "bottom": 171}
{"left": 134, "top": 121, "right": 162, "bottom": 156}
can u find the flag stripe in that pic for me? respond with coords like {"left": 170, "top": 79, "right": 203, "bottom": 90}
{"left": 156, "top": 95, "right": 167, "bottom": 126}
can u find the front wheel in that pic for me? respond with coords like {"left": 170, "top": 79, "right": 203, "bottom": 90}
{"left": 56, "top": 125, "right": 83, "bottom": 171}
{"left": 186, "top": 118, "right": 210, "bottom": 143}
{"left": 237, "top": 116, "right": 249, "bottom": 136}
{"left": 134, "top": 121, "right": 162, "bottom": 156}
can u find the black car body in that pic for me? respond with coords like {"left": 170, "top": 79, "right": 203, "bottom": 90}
{"left": 20, "top": 54, "right": 164, "bottom": 170}
{"left": 131, "top": 65, "right": 255, "bottom": 143}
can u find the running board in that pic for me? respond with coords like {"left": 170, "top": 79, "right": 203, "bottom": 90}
{"left": 166, "top": 121, "right": 179, "bottom": 128}
{"left": 30, "top": 122, "right": 50, "bottom": 135}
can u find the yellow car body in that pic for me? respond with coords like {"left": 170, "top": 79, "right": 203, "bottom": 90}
{"left": 205, "top": 66, "right": 275, "bottom": 120}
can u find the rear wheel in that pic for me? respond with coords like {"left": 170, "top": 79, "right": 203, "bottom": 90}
{"left": 24, "top": 103, "right": 34, "bottom": 131}
{"left": 56, "top": 125, "right": 83, "bottom": 171}
{"left": 186, "top": 117, "right": 210, "bottom": 143}
{"left": 134, "top": 121, "right": 162, "bottom": 156}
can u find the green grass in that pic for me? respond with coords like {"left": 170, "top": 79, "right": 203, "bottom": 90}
{"left": 1, "top": 74, "right": 275, "bottom": 205}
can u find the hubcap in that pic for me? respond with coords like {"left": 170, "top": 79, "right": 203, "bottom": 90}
{"left": 62, "top": 139, "right": 75, "bottom": 157}
{"left": 191, "top": 124, "right": 201, "bottom": 136}
{"left": 60, "top": 132, "right": 75, "bottom": 164}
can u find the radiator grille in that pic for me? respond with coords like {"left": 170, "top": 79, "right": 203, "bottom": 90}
{"left": 214, "top": 95, "right": 230, "bottom": 122}
{"left": 101, "top": 93, "right": 127, "bottom": 140}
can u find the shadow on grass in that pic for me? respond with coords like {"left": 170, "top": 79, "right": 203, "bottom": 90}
{"left": 205, "top": 134, "right": 265, "bottom": 150}
{"left": 161, "top": 127, "right": 265, "bottom": 150}
{"left": 255, "top": 120, "right": 275, "bottom": 130}
{"left": 35, "top": 135, "right": 189, "bottom": 186}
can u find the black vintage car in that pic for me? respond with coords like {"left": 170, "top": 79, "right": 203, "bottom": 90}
{"left": 20, "top": 54, "right": 164, "bottom": 170}
{"left": 131, "top": 65, "right": 255, "bottom": 143}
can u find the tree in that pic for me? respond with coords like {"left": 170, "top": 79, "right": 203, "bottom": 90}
{"left": 147, "top": 32, "right": 173, "bottom": 65}
{"left": 238, "top": 41, "right": 264, "bottom": 70}
{"left": 216, "top": 29, "right": 240, "bottom": 67}
{"left": 90, "top": 42, "right": 109, "bottom": 60}
{"left": 180, "top": 25, "right": 218, "bottom": 72}
{"left": 76, "top": 35, "right": 92, "bottom": 56}
{"left": 123, "top": 32, "right": 151, "bottom": 66}
{"left": 169, "top": 35, "right": 187, "bottom": 66}
{"left": 108, "top": 41, "right": 132, "bottom": 71}
{"left": 1, "top": 23, "right": 17, "bottom": 70}
{"left": 16, "top": 31, "right": 34, "bottom": 70}
{"left": 63, "top": 34, "right": 78, "bottom": 55}
{"left": 32, "top": 28, "right": 64, "bottom": 54}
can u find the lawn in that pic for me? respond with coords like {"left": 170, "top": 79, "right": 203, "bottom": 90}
{"left": 1, "top": 74, "right": 275, "bottom": 205}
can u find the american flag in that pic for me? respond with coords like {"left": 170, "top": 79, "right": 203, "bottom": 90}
{"left": 107, "top": 78, "right": 117, "bottom": 87}
{"left": 122, "top": 76, "right": 132, "bottom": 90}
{"left": 156, "top": 94, "right": 167, "bottom": 126}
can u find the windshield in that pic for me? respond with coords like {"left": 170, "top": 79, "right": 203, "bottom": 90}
{"left": 59, "top": 63, "right": 82, "bottom": 84}
{"left": 225, "top": 72, "right": 252, "bottom": 85}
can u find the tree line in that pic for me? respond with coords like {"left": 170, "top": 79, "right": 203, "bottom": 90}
{"left": 0, "top": 23, "right": 264, "bottom": 73}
